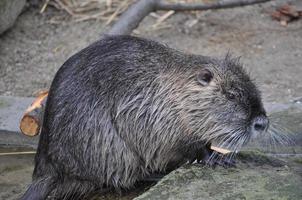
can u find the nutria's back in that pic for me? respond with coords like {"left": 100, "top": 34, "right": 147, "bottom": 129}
{"left": 22, "top": 35, "right": 268, "bottom": 200}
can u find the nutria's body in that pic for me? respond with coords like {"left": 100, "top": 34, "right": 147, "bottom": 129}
{"left": 22, "top": 35, "right": 268, "bottom": 200}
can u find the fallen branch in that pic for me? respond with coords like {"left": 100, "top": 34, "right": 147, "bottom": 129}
{"left": 109, "top": 0, "right": 272, "bottom": 34}
{"left": 156, "top": 0, "right": 271, "bottom": 11}
{"left": 107, "top": 0, "right": 158, "bottom": 35}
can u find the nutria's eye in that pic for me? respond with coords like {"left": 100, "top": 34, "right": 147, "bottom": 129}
{"left": 197, "top": 69, "right": 213, "bottom": 86}
{"left": 226, "top": 92, "right": 236, "bottom": 100}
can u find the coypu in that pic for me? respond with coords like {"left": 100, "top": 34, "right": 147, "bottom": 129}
{"left": 21, "top": 35, "right": 269, "bottom": 200}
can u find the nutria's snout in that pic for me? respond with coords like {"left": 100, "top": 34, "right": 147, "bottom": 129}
{"left": 251, "top": 114, "right": 269, "bottom": 138}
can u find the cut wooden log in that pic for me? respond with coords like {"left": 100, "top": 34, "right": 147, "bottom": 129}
{"left": 19, "top": 91, "right": 48, "bottom": 136}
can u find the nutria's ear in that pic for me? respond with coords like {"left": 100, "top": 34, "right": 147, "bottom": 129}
{"left": 197, "top": 69, "right": 213, "bottom": 86}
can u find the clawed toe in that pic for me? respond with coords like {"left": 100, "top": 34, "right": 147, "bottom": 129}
{"left": 197, "top": 153, "right": 236, "bottom": 168}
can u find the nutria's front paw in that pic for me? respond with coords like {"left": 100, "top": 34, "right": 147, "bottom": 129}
{"left": 188, "top": 144, "right": 236, "bottom": 168}
{"left": 202, "top": 153, "right": 236, "bottom": 168}
{"left": 195, "top": 147, "right": 236, "bottom": 168}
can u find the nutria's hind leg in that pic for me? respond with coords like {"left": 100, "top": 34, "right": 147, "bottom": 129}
{"left": 48, "top": 177, "right": 100, "bottom": 200}
{"left": 20, "top": 176, "right": 56, "bottom": 200}
{"left": 21, "top": 177, "right": 99, "bottom": 200}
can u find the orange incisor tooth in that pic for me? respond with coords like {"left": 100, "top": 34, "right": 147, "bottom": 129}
{"left": 210, "top": 145, "right": 232, "bottom": 155}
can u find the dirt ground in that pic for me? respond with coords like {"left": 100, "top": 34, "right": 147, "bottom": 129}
{"left": 0, "top": 0, "right": 302, "bottom": 199}
{"left": 0, "top": 0, "right": 302, "bottom": 102}
{"left": 0, "top": 147, "right": 34, "bottom": 200}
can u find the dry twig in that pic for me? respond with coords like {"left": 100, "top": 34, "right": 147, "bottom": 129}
{"left": 152, "top": 10, "right": 175, "bottom": 28}
{"left": 40, "top": 0, "right": 50, "bottom": 13}
{"left": 0, "top": 151, "right": 36, "bottom": 156}
{"left": 106, "top": 0, "right": 131, "bottom": 25}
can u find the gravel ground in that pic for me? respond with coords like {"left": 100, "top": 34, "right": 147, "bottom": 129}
{"left": 0, "top": 2, "right": 108, "bottom": 97}
{"left": 0, "top": 0, "right": 302, "bottom": 102}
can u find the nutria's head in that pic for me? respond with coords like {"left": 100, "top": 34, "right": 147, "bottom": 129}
{"left": 179, "top": 55, "right": 269, "bottom": 152}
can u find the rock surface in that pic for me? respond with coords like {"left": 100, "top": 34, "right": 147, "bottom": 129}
{"left": 135, "top": 152, "right": 302, "bottom": 200}
{"left": 135, "top": 104, "right": 302, "bottom": 200}
{"left": 0, "top": 0, "right": 26, "bottom": 34}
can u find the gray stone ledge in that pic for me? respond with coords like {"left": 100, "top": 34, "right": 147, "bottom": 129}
{"left": 0, "top": 96, "right": 302, "bottom": 150}
{"left": 135, "top": 152, "right": 302, "bottom": 200}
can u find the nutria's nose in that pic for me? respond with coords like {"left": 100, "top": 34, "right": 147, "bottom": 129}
{"left": 252, "top": 115, "right": 269, "bottom": 132}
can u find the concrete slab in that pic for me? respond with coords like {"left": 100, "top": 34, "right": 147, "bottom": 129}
{"left": 0, "top": 95, "right": 301, "bottom": 150}
{"left": 0, "top": 96, "right": 38, "bottom": 148}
